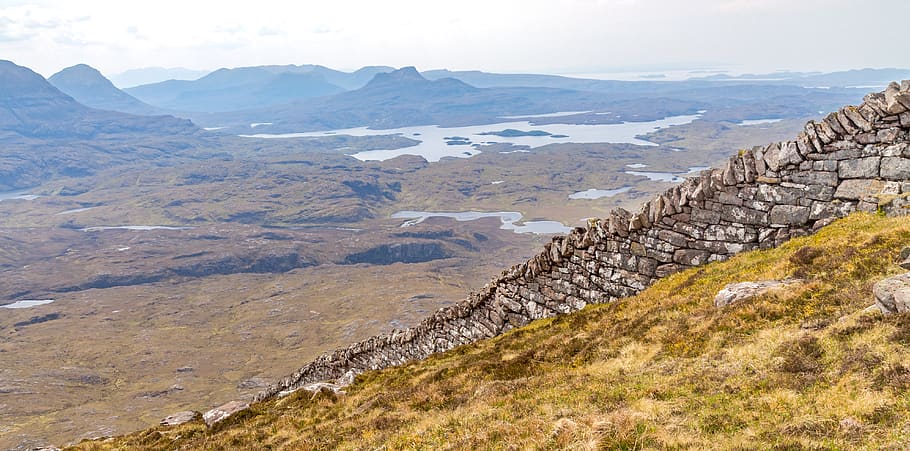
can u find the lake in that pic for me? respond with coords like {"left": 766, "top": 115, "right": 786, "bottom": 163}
{"left": 80, "top": 226, "right": 194, "bottom": 232}
{"left": 391, "top": 211, "right": 573, "bottom": 235}
{"left": 569, "top": 187, "right": 633, "bottom": 200}
{"left": 0, "top": 190, "right": 39, "bottom": 202}
{"left": 2, "top": 299, "right": 55, "bottom": 309}
{"left": 241, "top": 113, "right": 702, "bottom": 162}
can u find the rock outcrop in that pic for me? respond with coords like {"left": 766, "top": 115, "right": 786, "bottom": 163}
{"left": 713, "top": 279, "right": 804, "bottom": 308}
{"left": 256, "top": 81, "right": 910, "bottom": 401}
{"left": 203, "top": 400, "right": 249, "bottom": 427}
{"left": 874, "top": 272, "right": 910, "bottom": 314}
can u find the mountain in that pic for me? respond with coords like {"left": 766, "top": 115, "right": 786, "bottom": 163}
{"left": 48, "top": 64, "right": 164, "bottom": 115}
{"left": 0, "top": 60, "right": 200, "bottom": 189}
{"left": 208, "top": 66, "right": 858, "bottom": 133}
{"left": 124, "top": 65, "right": 380, "bottom": 112}
{"left": 108, "top": 67, "right": 211, "bottom": 88}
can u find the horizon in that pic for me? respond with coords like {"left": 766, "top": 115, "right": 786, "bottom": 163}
{"left": 2, "top": 0, "right": 908, "bottom": 80}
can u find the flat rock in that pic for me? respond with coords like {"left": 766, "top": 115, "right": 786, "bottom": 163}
{"left": 160, "top": 410, "right": 200, "bottom": 426}
{"left": 714, "top": 279, "right": 804, "bottom": 308}
{"left": 874, "top": 272, "right": 910, "bottom": 314}
{"left": 203, "top": 400, "right": 249, "bottom": 427}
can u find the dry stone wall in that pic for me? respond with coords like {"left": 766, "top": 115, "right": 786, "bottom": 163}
{"left": 256, "top": 81, "right": 910, "bottom": 401}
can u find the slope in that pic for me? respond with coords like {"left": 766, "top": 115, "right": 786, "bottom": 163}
{"left": 48, "top": 64, "right": 165, "bottom": 116}
{"left": 69, "top": 212, "right": 910, "bottom": 449}
{"left": 0, "top": 60, "right": 202, "bottom": 190}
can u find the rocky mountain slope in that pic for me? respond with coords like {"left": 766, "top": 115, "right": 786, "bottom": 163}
{"left": 70, "top": 213, "right": 910, "bottom": 449}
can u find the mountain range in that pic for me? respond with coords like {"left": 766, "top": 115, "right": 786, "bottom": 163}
{"left": 0, "top": 60, "right": 201, "bottom": 190}
{"left": 124, "top": 64, "right": 394, "bottom": 112}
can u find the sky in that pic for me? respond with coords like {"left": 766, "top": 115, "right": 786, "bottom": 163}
{"left": 1, "top": 0, "right": 908, "bottom": 79}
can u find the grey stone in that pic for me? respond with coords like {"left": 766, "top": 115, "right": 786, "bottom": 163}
{"left": 203, "top": 400, "right": 249, "bottom": 427}
{"left": 873, "top": 273, "right": 910, "bottom": 314}
{"left": 770, "top": 205, "right": 811, "bottom": 226}
{"left": 714, "top": 280, "right": 804, "bottom": 308}
{"left": 161, "top": 410, "right": 200, "bottom": 426}
{"left": 881, "top": 157, "right": 910, "bottom": 180}
{"left": 834, "top": 179, "right": 885, "bottom": 200}
{"left": 839, "top": 157, "right": 880, "bottom": 179}
{"left": 673, "top": 249, "right": 711, "bottom": 266}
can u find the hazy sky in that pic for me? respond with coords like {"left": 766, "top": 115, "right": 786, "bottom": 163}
{"left": 1, "top": 0, "right": 907, "bottom": 78}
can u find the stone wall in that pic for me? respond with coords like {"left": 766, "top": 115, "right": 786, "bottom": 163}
{"left": 256, "top": 81, "right": 910, "bottom": 401}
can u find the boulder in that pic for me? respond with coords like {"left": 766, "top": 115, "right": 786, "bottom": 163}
{"left": 714, "top": 279, "right": 804, "bottom": 308}
{"left": 203, "top": 400, "right": 249, "bottom": 427}
{"left": 901, "top": 247, "right": 910, "bottom": 270}
{"left": 873, "top": 272, "right": 910, "bottom": 314}
{"left": 160, "top": 410, "right": 200, "bottom": 426}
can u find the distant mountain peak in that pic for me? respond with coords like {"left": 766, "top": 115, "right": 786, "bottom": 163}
{"left": 367, "top": 66, "right": 427, "bottom": 86}
{"left": 0, "top": 59, "right": 72, "bottom": 101}
{"left": 50, "top": 64, "right": 112, "bottom": 87}
{"left": 49, "top": 63, "right": 164, "bottom": 116}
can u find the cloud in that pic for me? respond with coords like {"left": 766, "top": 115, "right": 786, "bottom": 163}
{"left": 257, "top": 26, "right": 284, "bottom": 37}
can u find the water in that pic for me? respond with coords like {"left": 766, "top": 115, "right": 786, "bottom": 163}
{"left": 738, "top": 118, "right": 782, "bottom": 126}
{"left": 241, "top": 113, "right": 702, "bottom": 162}
{"left": 80, "top": 226, "right": 194, "bottom": 232}
{"left": 2, "top": 299, "right": 54, "bottom": 309}
{"left": 626, "top": 163, "right": 648, "bottom": 169}
{"left": 0, "top": 190, "right": 39, "bottom": 202}
{"left": 625, "top": 166, "right": 711, "bottom": 183}
{"left": 569, "top": 187, "right": 632, "bottom": 200}
{"left": 498, "top": 111, "right": 591, "bottom": 119}
{"left": 391, "top": 210, "right": 572, "bottom": 235}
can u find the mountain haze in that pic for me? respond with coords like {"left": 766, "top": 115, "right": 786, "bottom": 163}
{"left": 124, "top": 64, "right": 396, "bottom": 113}
{"left": 49, "top": 64, "right": 164, "bottom": 116}
{"left": 0, "top": 60, "right": 201, "bottom": 189}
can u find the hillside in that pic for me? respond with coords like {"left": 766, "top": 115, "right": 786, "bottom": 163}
{"left": 69, "top": 213, "right": 910, "bottom": 449}
{"left": 0, "top": 60, "right": 204, "bottom": 190}
{"left": 48, "top": 64, "right": 164, "bottom": 116}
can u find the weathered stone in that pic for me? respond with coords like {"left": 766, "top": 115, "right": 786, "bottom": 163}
{"left": 873, "top": 272, "right": 910, "bottom": 314}
{"left": 788, "top": 170, "right": 838, "bottom": 187}
{"left": 714, "top": 279, "right": 804, "bottom": 308}
{"left": 881, "top": 157, "right": 910, "bottom": 180}
{"left": 834, "top": 179, "right": 885, "bottom": 200}
{"left": 161, "top": 410, "right": 200, "bottom": 426}
{"left": 763, "top": 142, "right": 785, "bottom": 172}
{"left": 203, "top": 400, "right": 249, "bottom": 427}
{"left": 843, "top": 106, "right": 873, "bottom": 132}
{"left": 769, "top": 205, "right": 811, "bottom": 226}
{"left": 673, "top": 249, "right": 710, "bottom": 266}
{"left": 839, "top": 157, "right": 881, "bottom": 179}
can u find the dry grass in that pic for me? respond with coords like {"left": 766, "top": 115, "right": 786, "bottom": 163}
{"left": 70, "top": 213, "right": 910, "bottom": 450}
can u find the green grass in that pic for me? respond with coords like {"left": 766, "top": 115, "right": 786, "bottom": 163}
{"left": 70, "top": 213, "right": 910, "bottom": 450}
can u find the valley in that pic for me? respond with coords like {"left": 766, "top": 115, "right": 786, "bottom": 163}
{"left": 0, "top": 59, "right": 891, "bottom": 448}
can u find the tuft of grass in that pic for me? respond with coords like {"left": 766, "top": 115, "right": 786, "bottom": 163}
{"left": 69, "top": 213, "right": 910, "bottom": 450}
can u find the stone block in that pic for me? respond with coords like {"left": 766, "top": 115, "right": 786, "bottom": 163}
{"left": 673, "top": 249, "right": 711, "bottom": 266}
{"left": 881, "top": 157, "right": 910, "bottom": 180}
{"left": 838, "top": 157, "right": 880, "bottom": 179}
{"left": 834, "top": 179, "right": 885, "bottom": 200}
{"left": 769, "top": 205, "right": 811, "bottom": 226}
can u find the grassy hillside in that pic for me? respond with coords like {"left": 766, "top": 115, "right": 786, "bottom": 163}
{"left": 71, "top": 213, "right": 910, "bottom": 450}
